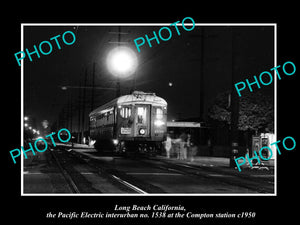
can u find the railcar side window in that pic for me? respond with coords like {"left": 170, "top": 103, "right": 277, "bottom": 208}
{"left": 120, "top": 106, "right": 132, "bottom": 118}
{"left": 90, "top": 116, "right": 96, "bottom": 127}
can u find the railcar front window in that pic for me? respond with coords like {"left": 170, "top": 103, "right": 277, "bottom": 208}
{"left": 120, "top": 107, "right": 132, "bottom": 118}
{"left": 137, "top": 107, "right": 147, "bottom": 124}
{"left": 156, "top": 107, "right": 163, "bottom": 119}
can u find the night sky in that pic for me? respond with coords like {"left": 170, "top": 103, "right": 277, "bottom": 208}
{"left": 23, "top": 24, "right": 274, "bottom": 132}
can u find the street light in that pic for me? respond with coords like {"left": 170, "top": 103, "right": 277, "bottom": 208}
{"left": 106, "top": 46, "right": 138, "bottom": 78}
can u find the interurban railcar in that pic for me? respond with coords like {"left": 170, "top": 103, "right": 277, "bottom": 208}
{"left": 89, "top": 91, "right": 167, "bottom": 154}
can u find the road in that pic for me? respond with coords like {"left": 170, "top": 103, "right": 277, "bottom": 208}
{"left": 23, "top": 144, "right": 275, "bottom": 194}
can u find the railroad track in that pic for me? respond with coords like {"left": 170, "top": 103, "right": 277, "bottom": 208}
{"left": 139, "top": 157, "right": 275, "bottom": 194}
{"left": 51, "top": 145, "right": 274, "bottom": 194}
{"left": 62, "top": 148, "right": 163, "bottom": 194}
{"left": 49, "top": 146, "right": 149, "bottom": 194}
{"left": 49, "top": 148, "right": 80, "bottom": 193}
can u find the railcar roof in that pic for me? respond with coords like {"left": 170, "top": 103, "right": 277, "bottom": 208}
{"left": 89, "top": 91, "right": 167, "bottom": 117}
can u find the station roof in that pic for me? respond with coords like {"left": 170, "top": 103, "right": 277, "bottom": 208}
{"left": 167, "top": 121, "right": 201, "bottom": 128}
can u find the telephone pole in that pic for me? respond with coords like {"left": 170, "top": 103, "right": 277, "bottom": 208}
{"left": 116, "top": 26, "right": 121, "bottom": 97}
{"left": 81, "top": 68, "right": 87, "bottom": 143}
{"left": 108, "top": 26, "right": 129, "bottom": 97}
{"left": 91, "top": 62, "right": 95, "bottom": 111}
{"left": 77, "top": 75, "right": 82, "bottom": 143}
{"left": 229, "top": 27, "right": 240, "bottom": 168}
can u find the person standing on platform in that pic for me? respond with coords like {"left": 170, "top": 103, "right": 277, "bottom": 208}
{"left": 179, "top": 132, "right": 187, "bottom": 160}
{"left": 164, "top": 133, "right": 172, "bottom": 159}
{"left": 187, "top": 134, "right": 192, "bottom": 161}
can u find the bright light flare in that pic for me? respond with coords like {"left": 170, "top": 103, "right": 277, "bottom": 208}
{"left": 154, "top": 120, "right": 165, "bottom": 127}
{"left": 106, "top": 46, "right": 138, "bottom": 78}
{"left": 112, "top": 139, "right": 119, "bottom": 145}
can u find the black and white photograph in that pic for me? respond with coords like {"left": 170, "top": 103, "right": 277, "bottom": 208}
{"left": 3, "top": 10, "right": 298, "bottom": 225}
{"left": 21, "top": 23, "right": 275, "bottom": 195}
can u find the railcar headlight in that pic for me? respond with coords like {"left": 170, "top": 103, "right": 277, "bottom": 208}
{"left": 154, "top": 120, "right": 165, "bottom": 127}
{"left": 112, "top": 139, "right": 119, "bottom": 145}
{"left": 139, "top": 128, "right": 146, "bottom": 135}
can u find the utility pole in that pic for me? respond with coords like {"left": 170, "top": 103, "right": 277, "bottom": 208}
{"left": 229, "top": 27, "right": 240, "bottom": 168}
{"left": 116, "top": 26, "right": 121, "bottom": 97}
{"left": 67, "top": 86, "right": 74, "bottom": 148}
{"left": 199, "top": 27, "right": 205, "bottom": 122}
{"left": 108, "top": 26, "right": 129, "bottom": 97}
{"left": 67, "top": 91, "right": 73, "bottom": 133}
{"left": 188, "top": 28, "right": 219, "bottom": 122}
{"left": 77, "top": 75, "right": 82, "bottom": 143}
{"left": 91, "top": 62, "right": 95, "bottom": 111}
{"left": 81, "top": 68, "right": 87, "bottom": 144}
{"left": 69, "top": 89, "right": 73, "bottom": 133}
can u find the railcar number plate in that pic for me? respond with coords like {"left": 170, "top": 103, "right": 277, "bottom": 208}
{"left": 121, "top": 127, "right": 131, "bottom": 134}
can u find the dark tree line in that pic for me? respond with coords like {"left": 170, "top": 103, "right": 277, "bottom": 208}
{"left": 208, "top": 91, "right": 274, "bottom": 133}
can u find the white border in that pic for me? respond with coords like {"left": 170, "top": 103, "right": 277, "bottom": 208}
{"left": 21, "top": 23, "right": 277, "bottom": 196}
{"left": 274, "top": 24, "right": 277, "bottom": 195}
{"left": 21, "top": 23, "right": 24, "bottom": 195}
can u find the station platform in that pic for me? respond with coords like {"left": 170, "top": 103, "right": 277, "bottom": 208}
{"left": 56, "top": 142, "right": 275, "bottom": 174}
{"left": 164, "top": 155, "right": 275, "bottom": 168}
{"left": 155, "top": 155, "right": 275, "bottom": 178}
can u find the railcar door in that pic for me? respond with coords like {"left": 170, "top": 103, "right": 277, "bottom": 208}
{"left": 134, "top": 104, "right": 150, "bottom": 137}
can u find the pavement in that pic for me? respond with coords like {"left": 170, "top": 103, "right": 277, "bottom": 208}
{"left": 23, "top": 150, "right": 73, "bottom": 193}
